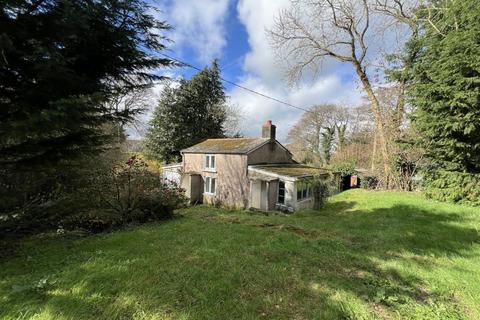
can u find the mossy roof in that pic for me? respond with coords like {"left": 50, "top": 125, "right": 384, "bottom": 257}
{"left": 181, "top": 138, "right": 270, "bottom": 154}
{"left": 251, "top": 164, "right": 330, "bottom": 178}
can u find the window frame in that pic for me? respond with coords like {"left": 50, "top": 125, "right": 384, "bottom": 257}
{"left": 296, "top": 181, "right": 312, "bottom": 201}
{"left": 277, "top": 180, "right": 286, "bottom": 204}
{"left": 204, "top": 176, "right": 216, "bottom": 195}
{"left": 204, "top": 154, "right": 216, "bottom": 171}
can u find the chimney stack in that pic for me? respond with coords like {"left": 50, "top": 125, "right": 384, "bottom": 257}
{"left": 262, "top": 120, "right": 276, "bottom": 140}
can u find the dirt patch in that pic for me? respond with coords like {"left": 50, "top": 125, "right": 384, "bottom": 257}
{"left": 201, "top": 215, "right": 320, "bottom": 238}
{"left": 254, "top": 223, "right": 320, "bottom": 237}
{"left": 371, "top": 302, "right": 395, "bottom": 320}
{"left": 414, "top": 286, "right": 432, "bottom": 303}
{"left": 202, "top": 215, "right": 242, "bottom": 224}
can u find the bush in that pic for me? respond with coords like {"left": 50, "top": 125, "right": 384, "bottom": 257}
{"left": 137, "top": 184, "right": 188, "bottom": 221}
{"left": 330, "top": 161, "right": 356, "bottom": 176}
{"left": 423, "top": 170, "right": 480, "bottom": 206}
{"left": 1, "top": 153, "right": 188, "bottom": 236}
{"left": 61, "top": 209, "right": 123, "bottom": 233}
{"left": 310, "top": 172, "right": 334, "bottom": 209}
{"left": 88, "top": 155, "right": 187, "bottom": 218}
{"left": 361, "top": 175, "right": 379, "bottom": 190}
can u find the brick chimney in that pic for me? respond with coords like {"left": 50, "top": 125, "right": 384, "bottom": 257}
{"left": 262, "top": 120, "right": 276, "bottom": 140}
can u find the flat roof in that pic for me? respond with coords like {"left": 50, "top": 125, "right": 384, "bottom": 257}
{"left": 249, "top": 164, "right": 331, "bottom": 179}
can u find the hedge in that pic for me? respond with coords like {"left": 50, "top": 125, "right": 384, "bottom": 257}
{"left": 424, "top": 170, "right": 480, "bottom": 206}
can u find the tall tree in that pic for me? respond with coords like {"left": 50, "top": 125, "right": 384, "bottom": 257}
{"left": 410, "top": 0, "right": 480, "bottom": 173}
{"left": 145, "top": 60, "right": 227, "bottom": 163}
{"left": 287, "top": 104, "right": 351, "bottom": 165}
{"left": 321, "top": 126, "right": 336, "bottom": 165}
{"left": 269, "top": 0, "right": 419, "bottom": 185}
{"left": 0, "top": 0, "right": 174, "bottom": 166}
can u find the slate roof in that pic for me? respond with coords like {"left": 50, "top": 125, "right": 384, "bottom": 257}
{"left": 181, "top": 138, "right": 270, "bottom": 154}
{"left": 249, "top": 164, "right": 330, "bottom": 178}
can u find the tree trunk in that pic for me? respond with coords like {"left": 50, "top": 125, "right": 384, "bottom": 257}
{"left": 394, "top": 80, "right": 406, "bottom": 133}
{"left": 371, "top": 127, "right": 377, "bottom": 171}
{"left": 353, "top": 63, "right": 391, "bottom": 184}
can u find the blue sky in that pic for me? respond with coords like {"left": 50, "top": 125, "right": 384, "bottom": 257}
{"left": 146, "top": 0, "right": 363, "bottom": 142}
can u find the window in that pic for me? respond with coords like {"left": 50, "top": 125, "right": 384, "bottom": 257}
{"left": 277, "top": 181, "right": 285, "bottom": 204}
{"left": 205, "top": 154, "right": 215, "bottom": 170}
{"left": 297, "top": 182, "right": 312, "bottom": 201}
{"left": 205, "top": 177, "right": 216, "bottom": 194}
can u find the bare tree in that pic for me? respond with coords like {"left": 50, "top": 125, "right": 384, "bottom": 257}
{"left": 105, "top": 86, "right": 155, "bottom": 142}
{"left": 287, "top": 104, "right": 351, "bottom": 165}
{"left": 269, "top": 0, "right": 419, "bottom": 185}
{"left": 224, "top": 102, "right": 245, "bottom": 138}
{"left": 374, "top": 0, "right": 421, "bottom": 132}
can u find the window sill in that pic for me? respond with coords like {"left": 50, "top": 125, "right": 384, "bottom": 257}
{"left": 297, "top": 197, "right": 313, "bottom": 203}
{"left": 204, "top": 192, "right": 216, "bottom": 196}
{"left": 203, "top": 168, "right": 217, "bottom": 173}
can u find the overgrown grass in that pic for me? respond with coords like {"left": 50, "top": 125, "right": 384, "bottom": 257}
{"left": 1, "top": 190, "right": 479, "bottom": 319}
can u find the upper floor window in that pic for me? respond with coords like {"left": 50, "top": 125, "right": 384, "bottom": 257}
{"left": 205, "top": 154, "right": 215, "bottom": 170}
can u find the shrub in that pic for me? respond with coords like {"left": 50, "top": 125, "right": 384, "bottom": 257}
{"left": 330, "top": 161, "right": 356, "bottom": 176}
{"left": 361, "top": 175, "right": 379, "bottom": 190}
{"left": 423, "top": 170, "right": 480, "bottom": 206}
{"left": 1, "top": 153, "right": 188, "bottom": 236}
{"left": 137, "top": 183, "right": 188, "bottom": 221}
{"left": 66, "top": 155, "right": 189, "bottom": 231}
{"left": 309, "top": 172, "right": 334, "bottom": 210}
{"left": 61, "top": 209, "right": 123, "bottom": 233}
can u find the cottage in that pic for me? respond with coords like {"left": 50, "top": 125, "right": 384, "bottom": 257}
{"left": 164, "top": 120, "right": 339, "bottom": 212}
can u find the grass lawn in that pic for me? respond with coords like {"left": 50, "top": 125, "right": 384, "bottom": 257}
{"left": 1, "top": 189, "right": 480, "bottom": 319}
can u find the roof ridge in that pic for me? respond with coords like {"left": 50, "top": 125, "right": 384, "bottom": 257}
{"left": 181, "top": 137, "right": 272, "bottom": 154}
{"left": 205, "top": 137, "right": 264, "bottom": 140}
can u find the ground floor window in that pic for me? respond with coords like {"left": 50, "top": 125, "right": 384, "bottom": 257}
{"left": 205, "top": 177, "right": 216, "bottom": 194}
{"left": 278, "top": 181, "right": 285, "bottom": 204}
{"left": 297, "top": 182, "right": 312, "bottom": 201}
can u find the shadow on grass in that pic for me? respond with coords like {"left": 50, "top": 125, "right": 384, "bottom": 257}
{"left": 288, "top": 200, "right": 479, "bottom": 317}
{"left": 1, "top": 199, "right": 478, "bottom": 319}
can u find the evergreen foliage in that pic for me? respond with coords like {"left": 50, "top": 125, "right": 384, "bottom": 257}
{"left": 424, "top": 170, "right": 480, "bottom": 207}
{"left": 145, "top": 60, "right": 227, "bottom": 163}
{"left": 321, "top": 127, "right": 335, "bottom": 165}
{"left": 410, "top": 0, "right": 480, "bottom": 173}
{"left": 0, "top": 0, "right": 173, "bottom": 166}
{"left": 409, "top": 0, "right": 480, "bottom": 205}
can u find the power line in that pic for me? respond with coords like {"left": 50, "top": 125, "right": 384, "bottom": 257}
{"left": 158, "top": 53, "right": 311, "bottom": 114}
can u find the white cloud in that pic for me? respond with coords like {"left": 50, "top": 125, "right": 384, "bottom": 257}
{"left": 236, "top": 0, "right": 290, "bottom": 85}
{"left": 163, "top": 0, "right": 230, "bottom": 64}
{"left": 231, "top": 0, "right": 362, "bottom": 142}
{"left": 230, "top": 75, "right": 362, "bottom": 141}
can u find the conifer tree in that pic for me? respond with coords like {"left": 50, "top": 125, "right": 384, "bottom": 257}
{"left": 0, "top": 0, "right": 174, "bottom": 166}
{"left": 145, "top": 60, "right": 227, "bottom": 163}
{"left": 410, "top": 0, "right": 480, "bottom": 173}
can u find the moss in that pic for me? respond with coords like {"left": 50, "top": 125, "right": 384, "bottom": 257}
{"left": 255, "top": 164, "right": 330, "bottom": 177}
{"left": 182, "top": 138, "right": 268, "bottom": 153}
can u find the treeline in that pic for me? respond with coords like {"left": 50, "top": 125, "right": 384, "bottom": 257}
{"left": 0, "top": 0, "right": 187, "bottom": 236}
{"left": 271, "top": 0, "right": 480, "bottom": 205}
{"left": 0, "top": 1, "right": 240, "bottom": 237}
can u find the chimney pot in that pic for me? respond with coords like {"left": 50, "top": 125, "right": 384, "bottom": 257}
{"left": 263, "top": 120, "right": 273, "bottom": 127}
{"left": 261, "top": 120, "right": 276, "bottom": 140}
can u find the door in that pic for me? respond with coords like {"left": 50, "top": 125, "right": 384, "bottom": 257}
{"left": 260, "top": 181, "right": 267, "bottom": 211}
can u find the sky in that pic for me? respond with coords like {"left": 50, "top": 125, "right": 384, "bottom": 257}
{"left": 141, "top": 0, "right": 364, "bottom": 142}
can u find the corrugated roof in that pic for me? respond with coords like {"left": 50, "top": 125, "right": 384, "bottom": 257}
{"left": 249, "top": 164, "right": 330, "bottom": 178}
{"left": 181, "top": 138, "right": 270, "bottom": 154}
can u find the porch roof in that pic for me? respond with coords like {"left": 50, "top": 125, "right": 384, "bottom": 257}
{"left": 248, "top": 164, "right": 330, "bottom": 180}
